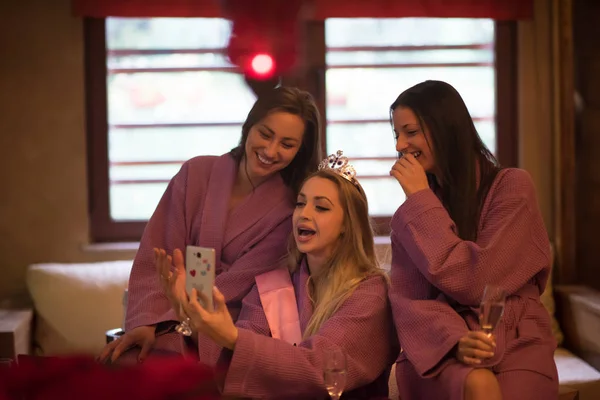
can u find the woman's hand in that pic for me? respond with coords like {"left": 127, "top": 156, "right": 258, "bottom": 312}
{"left": 155, "top": 248, "right": 188, "bottom": 320}
{"left": 97, "top": 325, "right": 156, "bottom": 363}
{"left": 389, "top": 153, "right": 429, "bottom": 196}
{"left": 455, "top": 331, "right": 496, "bottom": 365}
{"left": 183, "top": 287, "right": 238, "bottom": 350}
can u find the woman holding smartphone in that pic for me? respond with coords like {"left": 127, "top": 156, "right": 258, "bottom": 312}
{"left": 99, "top": 87, "right": 322, "bottom": 364}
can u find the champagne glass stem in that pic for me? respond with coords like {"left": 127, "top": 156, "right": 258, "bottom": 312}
{"left": 175, "top": 304, "right": 192, "bottom": 336}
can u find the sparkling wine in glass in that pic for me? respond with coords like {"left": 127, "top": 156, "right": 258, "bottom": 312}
{"left": 323, "top": 348, "right": 347, "bottom": 400}
{"left": 479, "top": 285, "right": 507, "bottom": 335}
{"left": 175, "top": 304, "right": 193, "bottom": 336}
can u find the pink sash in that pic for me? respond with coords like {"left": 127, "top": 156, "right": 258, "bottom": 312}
{"left": 255, "top": 268, "right": 302, "bottom": 346}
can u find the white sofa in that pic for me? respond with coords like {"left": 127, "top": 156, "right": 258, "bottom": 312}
{"left": 26, "top": 260, "right": 132, "bottom": 356}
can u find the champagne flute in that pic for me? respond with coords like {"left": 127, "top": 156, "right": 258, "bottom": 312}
{"left": 323, "top": 348, "right": 347, "bottom": 400}
{"left": 175, "top": 304, "right": 193, "bottom": 336}
{"left": 479, "top": 285, "right": 507, "bottom": 336}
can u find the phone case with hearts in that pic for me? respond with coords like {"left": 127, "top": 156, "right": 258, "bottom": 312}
{"left": 185, "top": 246, "right": 216, "bottom": 312}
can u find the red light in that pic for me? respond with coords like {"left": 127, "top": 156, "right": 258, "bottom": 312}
{"left": 251, "top": 53, "right": 275, "bottom": 77}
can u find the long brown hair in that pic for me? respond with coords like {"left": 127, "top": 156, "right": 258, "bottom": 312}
{"left": 390, "top": 80, "right": 501, "bottom": 241}
{"left": 289, "top": 170, "right": 387, "bottom": 338}
{"left": 230, "top": 86, "right": 322, "bottom": 193}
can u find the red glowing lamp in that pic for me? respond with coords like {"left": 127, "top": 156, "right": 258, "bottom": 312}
{"left": 220, "top": 0, "right": 305, "bottom": 80}
{"left": 250, "top": 53, "right": 275, "bottom": 78}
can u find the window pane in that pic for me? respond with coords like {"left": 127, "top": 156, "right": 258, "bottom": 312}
{"left": 352, "top": 160, "right": 397, "bottom": 177}
{"left": 106, "top": 18, "right": 232, "bottom": 49}
{"left": 326, "top": 67, "right": 495, "bottom": 121}
{"left": 107, "top": 72, "right": 256, "bottom": 125}
{"left": 111, "top": 163, "right": 182, "bottom": 182}
{"left": 110, "top": 183, "right": 169, "bottom": 221}
{"left": 108, "top": 53, "right": 233, "bottom": 70}
{"left": 325, "top": 18, "right": 494, "bottom": 47}
{"left": 327, "top": 123, "right": 396, "bottom": 158}
{"left": 475, "top": 120, "right": 496, "bottom": 154}
{"left": 327, "top": 48, "right": 493, "bottom": 66}
{"left": 109, "top": 126, "right": 242, "bottom": 162}
{"left": 360, "top": 178, "right": 406, "bottom": 216}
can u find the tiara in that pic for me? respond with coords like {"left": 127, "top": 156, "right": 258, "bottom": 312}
{"left": 318, "top": 150, "right": 358, "bottom": 185}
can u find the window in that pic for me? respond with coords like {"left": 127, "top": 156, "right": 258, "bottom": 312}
{"left": 105, "top": 18, "right": 256, "bottom": 221}
{"left": 86, "top": 18, "right": 516, "bottom": 242}
{"left": 324, "top": 18, "right": 496, "bottom": 227}
{"left": 86, "top": 18, "right": 256, "bottom": 241}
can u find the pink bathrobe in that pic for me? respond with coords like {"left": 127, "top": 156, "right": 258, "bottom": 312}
{"left": 198, "top": 260, "right": 398, "bottom": 399}
{"left": 124, "top": 153, "right": 295, "bottom": 356}
{"left": 389, "top": 168, "right": 559, "bottom": 399}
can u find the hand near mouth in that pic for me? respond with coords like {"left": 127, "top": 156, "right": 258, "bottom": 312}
{"left": 390, "top": 153, "right": 429, "bottom": 196}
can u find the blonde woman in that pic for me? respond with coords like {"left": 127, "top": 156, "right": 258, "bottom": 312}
{"left": 173, "top": 151, "right": 398, "bottom": 399}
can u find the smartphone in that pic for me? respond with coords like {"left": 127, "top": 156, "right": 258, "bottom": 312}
{"left": 185, "top": 246, "right": 216, "bottom": 312}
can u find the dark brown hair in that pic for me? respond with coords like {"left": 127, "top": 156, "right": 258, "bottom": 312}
{"left": 390, "top": 80, "right": 501, "bottom": 241}
{"left": 231, "top": 86, "right": 322, "bottom": 193}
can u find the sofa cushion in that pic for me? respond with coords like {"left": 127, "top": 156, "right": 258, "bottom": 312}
{"left": 26, "top": 260, "right": 133, "bottom": 356}
{"left": 555, "top": 347, "right": 600, "bottom": 384}
{"left": 555, "top": 347, "right": 600, "bottom": 400}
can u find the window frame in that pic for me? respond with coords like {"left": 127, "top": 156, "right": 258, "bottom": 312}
{"left": 85, "top": 18, "right": 518, "bottom": 242}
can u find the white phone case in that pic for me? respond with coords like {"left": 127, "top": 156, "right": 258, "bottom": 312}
{"left": 185, "top": 246, "right": 216, "bottom": 312}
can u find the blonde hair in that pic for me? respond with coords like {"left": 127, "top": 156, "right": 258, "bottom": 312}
{"left": 289, "top": 170, "right": 387, "bottom": 338}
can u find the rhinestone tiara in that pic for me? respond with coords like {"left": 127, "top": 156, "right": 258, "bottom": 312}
{"left": 318, "top": 150, "right": 358, "bottom": 185}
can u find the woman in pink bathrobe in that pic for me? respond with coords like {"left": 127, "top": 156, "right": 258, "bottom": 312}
{"left": 98, "top": 87, "right": 322, "bottom": 364}
{"left": 387, "top": 80, "right": 558, "bottom": 399}
{"left": 177, "top": 153, "right": 398, "bottom": 399}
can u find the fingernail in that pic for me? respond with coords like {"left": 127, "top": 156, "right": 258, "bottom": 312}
{"left": 474, "top": 359, "right": 481, "bottom": 364}
{"left": 488, "top": 352, "right": 495, "bottom": 357}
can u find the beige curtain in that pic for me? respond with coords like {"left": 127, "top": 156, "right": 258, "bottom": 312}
{"left": 517, "top": 0, "right": 575, "bottom": 283}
